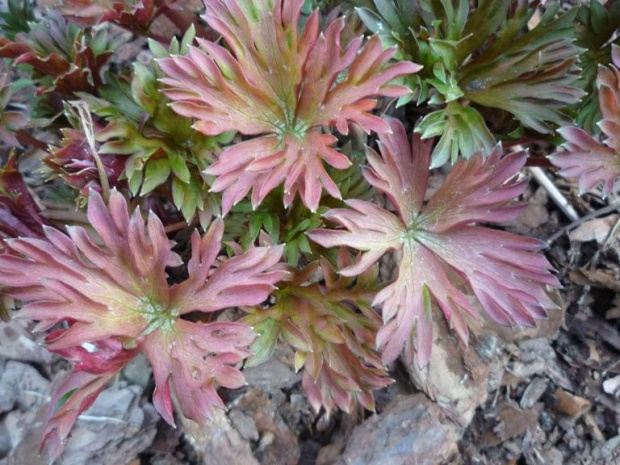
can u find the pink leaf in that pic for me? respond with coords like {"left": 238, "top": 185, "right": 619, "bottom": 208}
{"left": 550, "top": 48, "right": 620, "bottom": 197}
{"left": 160, "top": 0, "right": 420, "bottom": 211}
{"left": 144, "top": 320, "right": 255, "bottom": 425}
{"left": 310, "top": 118, "right": 559, "bottom": 367}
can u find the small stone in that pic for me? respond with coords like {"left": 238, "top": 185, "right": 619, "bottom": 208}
{"left": 0, "top": 320, "right": 52, "bottom": 364}
{"left": 0, "top": 361, "right": 49, "bottom": 413}
{"left": 520, "top": 377, "right": 548, "bottom": 409}
{"left": 229, "top": 410, "right": 259, "bottom": 442}
{"left": 338, "top": 394, "right": 459, "bottom": 465}
{"left": 603, "top": 375, "right": 620, "bottom": 396}
{"left": 122, "top": 353, "right": 152, "bottom": 389}
{"left": 539, "top": 411, "right": 555, "bottom": 432}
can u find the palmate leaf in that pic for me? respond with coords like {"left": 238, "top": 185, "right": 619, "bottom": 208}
{"left": 158, "top": 0, "right": 420, "bottom": 213}
{"left": 308, "top": 117, "right": 559, "bottom": 367}
{"left": 0, "top": 189, "right": 287, "bottom": 460}
{"left": 243, "top": 253, "right": 391, "bottom": 415}
{"left": 550, "top": 45, "right": 620, "bottom": 198}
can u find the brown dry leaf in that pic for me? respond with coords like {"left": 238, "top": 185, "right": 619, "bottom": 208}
{"left": 483, "top": 402, "right": 539, "bottom": 447}
{"left": 553, "top": 388, "right": 591, "bottom": 417}
{"left": 569, "top": 269, "right": 620, "bottom": 292}
{"left": 606, "top": 296, "right": 620, "bottom": 319}
{"left": 584, "top": 413, "right": 605, "bottom": 441}
{"left": 585, "top": 339, "right": 601, "bottom": 363}
{"left": 569, "top": 215, "right": 620, "bottom": 244}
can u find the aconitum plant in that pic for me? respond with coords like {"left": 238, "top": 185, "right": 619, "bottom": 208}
{"left": 0, "top": 0, "right": 611, "bottom": 460}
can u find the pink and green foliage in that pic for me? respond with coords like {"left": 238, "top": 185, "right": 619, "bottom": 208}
{"left": 0, "top": 154, "right": 46, "bottom": 240}
{"left": 550, "top": 45, "right": 620, "bottom": 197}
{"left": 58, "top": 0, "right": 160, "bottom": 31}
{"left": 308, "top": 118, "right": 559, "bottom": 367}
{"left": 158, "top": 0, "right": 421, "bottom": 213}
{"left": 0, "top": 189, "right": 287, "bottom": 460}
{"left": 0, "top": 61, "right": 27, "bottom": 147}
{"left": 45, "top": 127, "right": 126, "bottom": 197}
{"left": 0, "top": 12, "right": 115, "bottom": 95}
{"left": 243, "top": 250, "right": 391, "bottom": 414}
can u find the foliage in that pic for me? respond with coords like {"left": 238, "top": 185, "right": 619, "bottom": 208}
{"left": 0, "top": 0, "right": 34, "bottom": 41}
{"left": 0, "top": 190, "right": 286, "bottom": 460}
{"left": 0, "top": 61, "right": 27, "bottom": 147}
{"left": 158, "top": 0, "right": 420, "bottom": 213}
{"left": 575, "top": 0, "right": 620, "bottom": 131}
{"left": 0, "top": 0, "right": 609, "bottom": 459}
{"left": 308, "top": 118, "right": 559, "bottom": 366}
{"left": 550, "top": 45, "right": 620, "bottom": 197}
{"left": 71, "top": 27, "right": 226, "bottom": 224}
{"left": 0, "top": 11, "right": 116, "bottom": 95}
{"left": 58, "top": 0, "right": 161, "bottom": 32}
{"left": 355, "top": 0, "right": 584, "bottom": 165}
{"left": 243, "top": 251, "right": 391, "bottom": 414}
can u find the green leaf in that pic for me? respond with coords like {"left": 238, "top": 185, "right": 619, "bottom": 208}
{"left": 53, "top": 388, "right": 78, "bottom": 414}
{"left": 168, "top": 151, "right": 191, "bottom": 184}
{"left": 245, "top": 318, "right": 280, "bottom": 368}
{"left": 416, "top": 101, "right": 495, "bottom": 167}
{"left": 141, "top": 158, "right": 171, "bottom": 195}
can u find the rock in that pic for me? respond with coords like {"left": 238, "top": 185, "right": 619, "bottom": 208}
{"left": 242, "top": 346, "right": 300, "bottom": 392}
{"left": 4, "top": 382, "right": 158, "bottom": 465}
{"left": 229, "top": 410, "right": 259, "bottom": 442}
{"left": 1, "top": 408, "right": 47, "bottom": 465}
{"left": 229, "top": 388, "right": 300, "bottom": 465}
{"left": 181, "top": 409, "right": 259, "bottom": 465}
{"left": 520, "top": 377, "right": 549, "bottom": 409}
{"left": 338, "top": 394, "right": 459, "bottom": 465}
{"left": 150, "top": 455, "right": 187, "bottom": 465}
{"left": 316, "top": 443, "right": 344, "bottom": 465}
{"left": 122, "top": 353, "right": 152, "bottom": 389}
{"left": 603, "top": 375, "right": 620, "bottom": 396}
{"left": 504, "top": 338, "right": 573, "bottom": 391}
{"left": 0, "top": 361, "right": 49, "bottom": 413}
{"left": 0, "top": 419, "right": 10, "bottom": 458}
{"left": 59, "top": 384, "right": 158, "bottom": 464}
{"left": 539, "top": 448, "right": 564, "bottom": 465}
{"left": 407, "top": 310, "right": 493, "bottom": 426}
{"left": 0, "top": 320, "right": 52, "bottom": 364}
{"left": 483, "top": 402, "right": 539, "bottom": 447}
{"left": 569, "top": 215, "right": 619, "bottom": 244}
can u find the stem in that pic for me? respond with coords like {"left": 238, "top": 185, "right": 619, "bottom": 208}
{"left": 15, "top": 130, "right": 49, "bottom": 152}
{"left": 524, "top": 157, "right": 553, "bottom": 168}
{"left": 165, "top": 219, "right": 195, "bottom": 233}
{"left": 528, "top": 166, "right": 580, "bottom": 222}
{"left": 70, "top": 101, "right": 110, "bottom": 202}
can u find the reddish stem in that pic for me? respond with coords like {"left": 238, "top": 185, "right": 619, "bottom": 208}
{"left": 15, "top": 130, "right": 50, "bottom": 152}
{"left": 525, "top": 157, "right": 553, "bottom": 168}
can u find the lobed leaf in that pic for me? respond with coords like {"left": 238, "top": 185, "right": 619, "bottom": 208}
{"left": 159, "top": 0, "right": 420, "bottom": 212}
{"left": 310, "top": 118, "right": 558, "bottom": 367}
